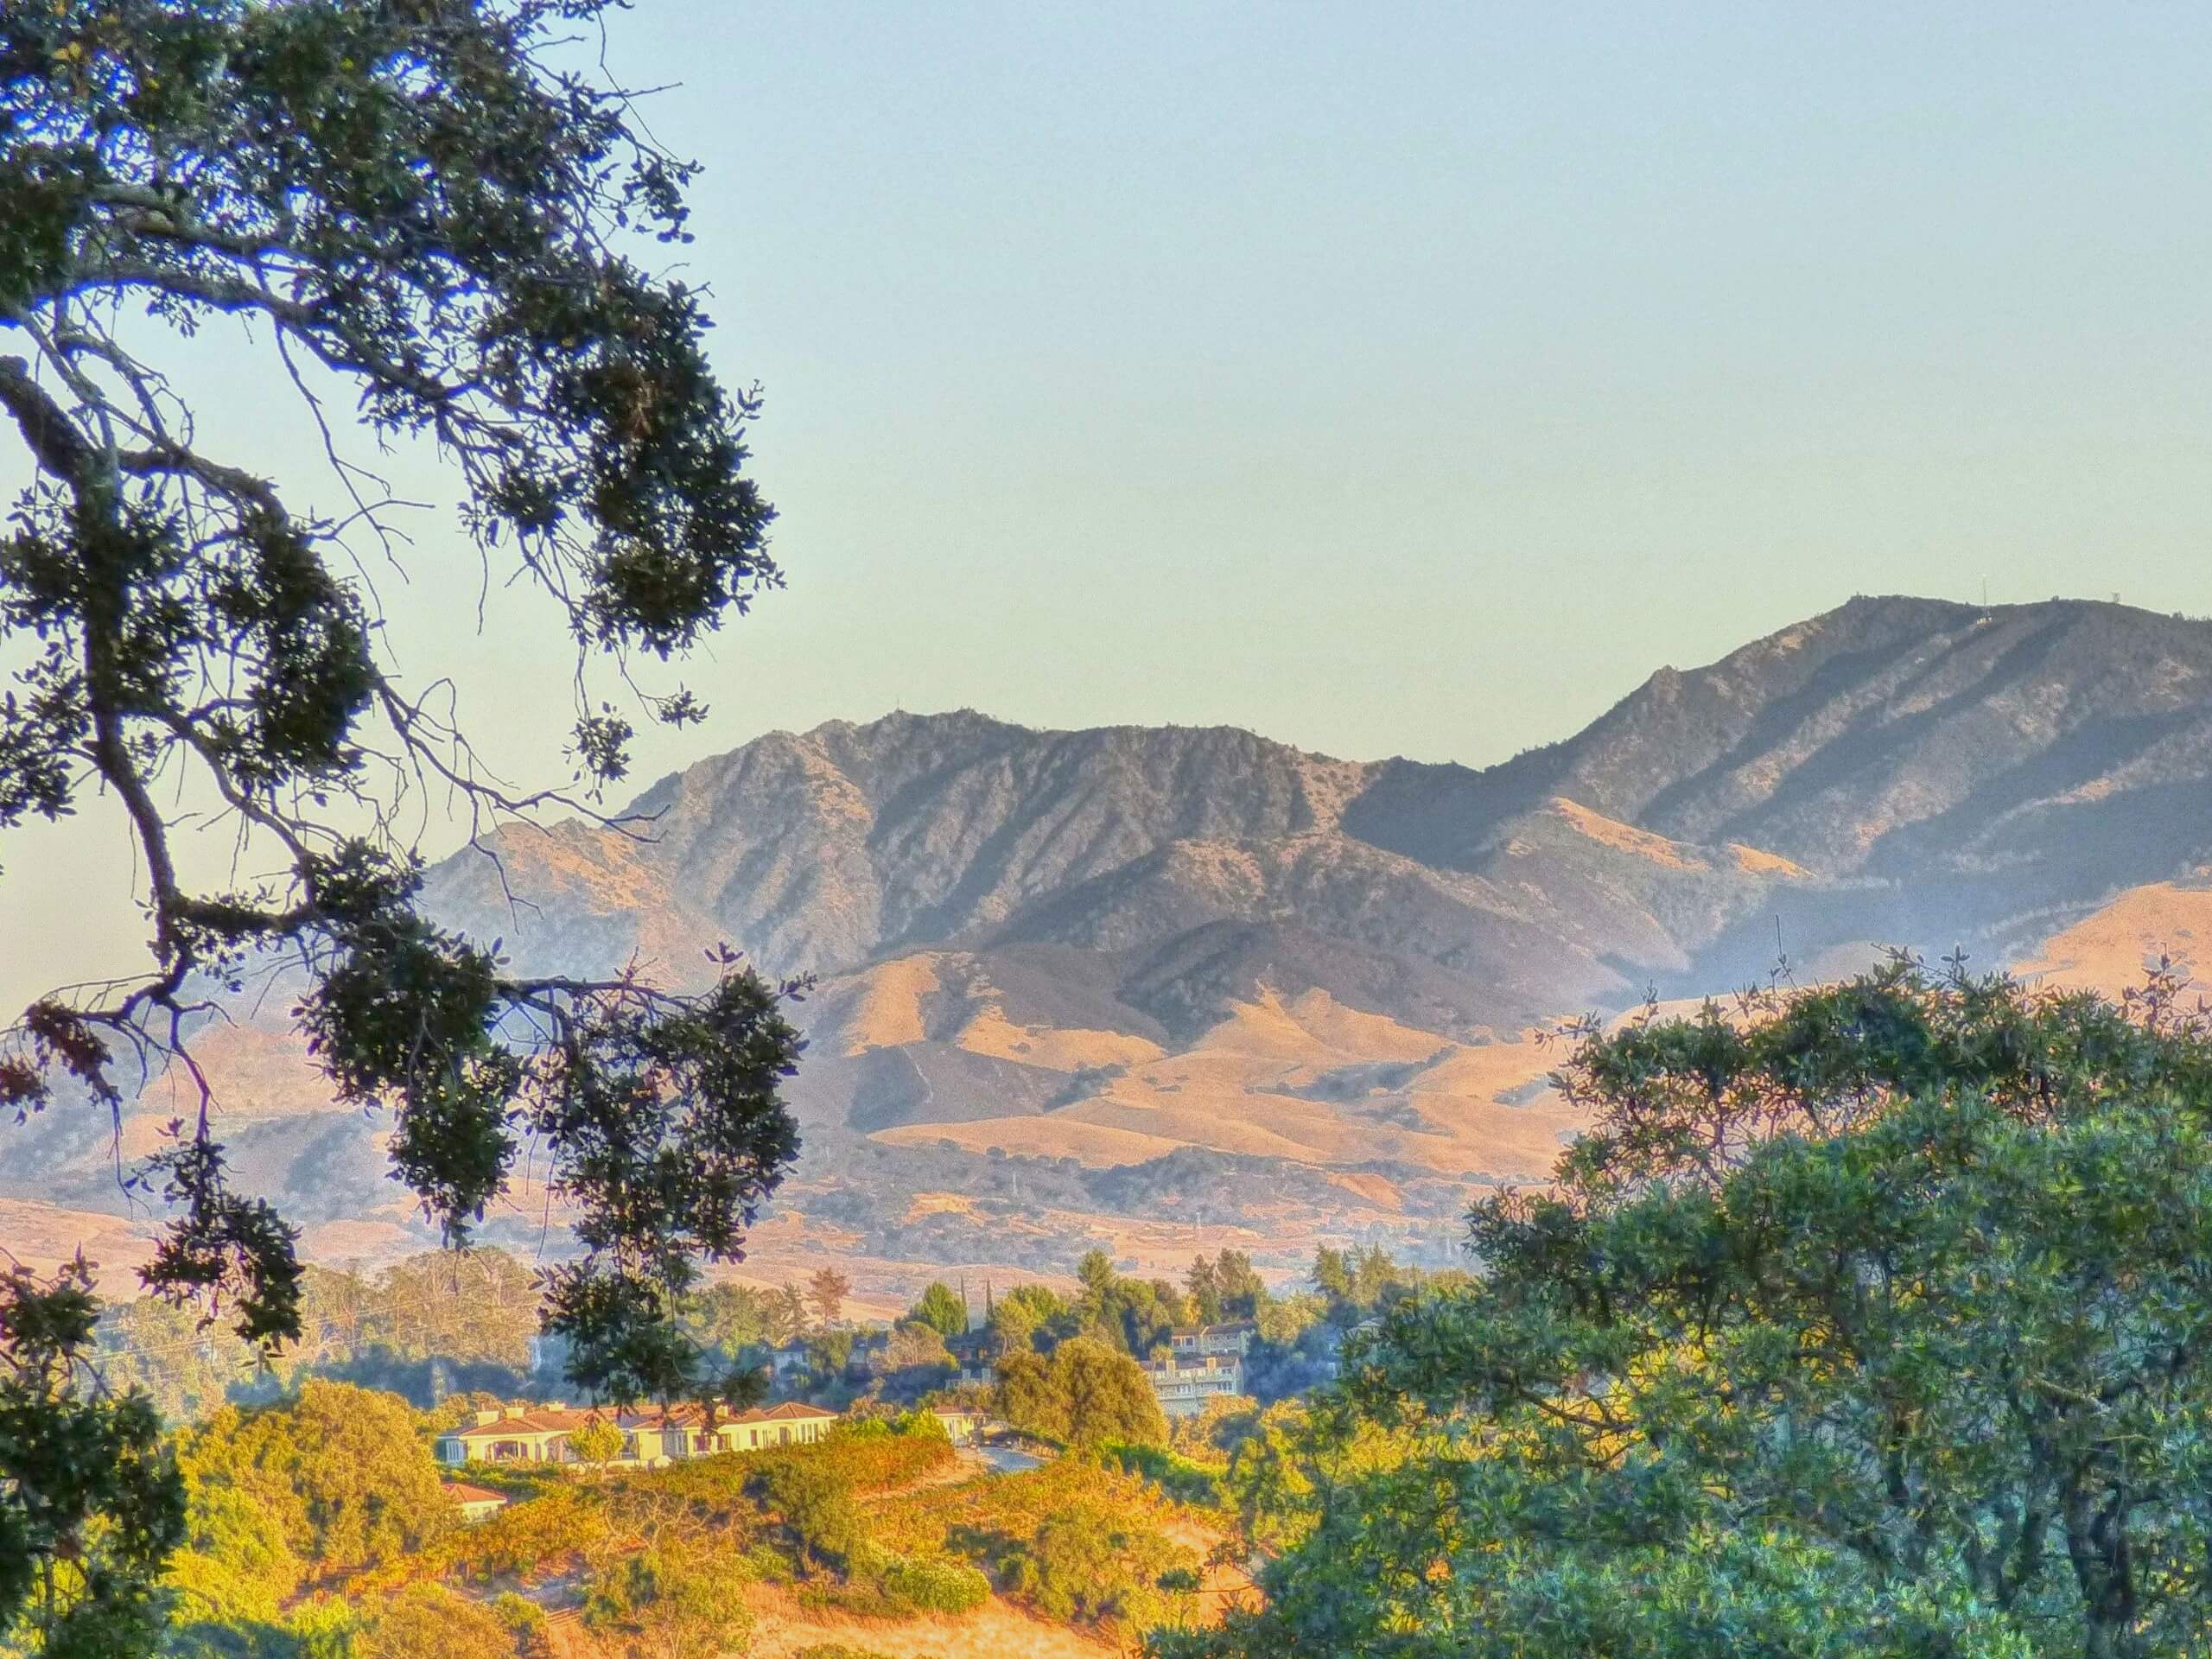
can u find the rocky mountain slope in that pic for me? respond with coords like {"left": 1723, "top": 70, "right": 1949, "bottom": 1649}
{"left": 432, "top": 594, "right": 2212, "bottom": 996}
{"left": 15, "top": 595, "right": 2212, "bottom": 1294}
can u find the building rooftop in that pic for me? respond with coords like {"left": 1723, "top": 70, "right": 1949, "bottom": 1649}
{"left": 640, "top": 1399, "right": 839, "bottom": 1429}
{"left": 448, "top": 1406, "right": 607, "bottom": 1437}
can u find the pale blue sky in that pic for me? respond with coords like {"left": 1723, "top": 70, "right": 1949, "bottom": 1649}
{"left": 631, "top": 0, "right": 2212, "bottom": 760}
{"left": 7, "top": 2, "right": 2212, "bottom": 998}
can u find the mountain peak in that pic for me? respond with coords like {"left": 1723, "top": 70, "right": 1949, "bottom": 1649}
{"left": 425, "top": 594, "right": 2212, "bottom": 1010}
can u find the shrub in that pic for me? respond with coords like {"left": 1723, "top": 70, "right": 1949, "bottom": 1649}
{"left": 489, "top": 1591, "right": 550, "bottom": 1656}
{"left": 583, "top": 1543, "right": 754, "bottom": 1659}
{"left": 880, "top": 1554, "right": 990, "bottom": 1614}
{"left": 743, "top": 1541, "right": 797, "bottom": 1585}
{"left": 357, "top": 1582, "right": 521, "bottom": 1659}
{"left": 748, "top": 1459, "right": 862, "bottom": 1571}
{"left": 1108, "top": 1441, "right": 1226, "bottom": 1507}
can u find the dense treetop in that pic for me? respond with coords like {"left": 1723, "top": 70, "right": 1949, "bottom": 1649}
{"left": 1, "top": 0, "right": 800, "bottom": 1384}
{"left": 1169, "top": 960, "right": 2212, "bottom": 1659}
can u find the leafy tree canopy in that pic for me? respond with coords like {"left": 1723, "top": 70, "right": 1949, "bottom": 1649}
{"left": 1, "top": 1, "right": 802, "bottom": 1639}
{"left": 881, "top": 1319, "right": 953, "bottom": 1382}
{"left": 1169, "top": 961, "right": 2212, "bottom": 1659}
{"left": 175, "top": 1379, "right": 451, "bottom": 1579}
{"left": 583, "top": 1541, "right": 753, "bottom": 1659}
{"left": 0, "top": 1256, "right": 182, "bottom": 1656}
{"left": 1, "top": 0, "right": 800, "bottom": 1382}
{"left": 909, "top": 1280, "right": 969, "bottom": 1339}
{"left": 996, "top": 1334, "right": 1166, "bottom": 1451}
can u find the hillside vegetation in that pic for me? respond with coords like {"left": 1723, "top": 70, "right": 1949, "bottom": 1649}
{"left": 155, "top": 1382, "right": 1230, "bottom": 1659}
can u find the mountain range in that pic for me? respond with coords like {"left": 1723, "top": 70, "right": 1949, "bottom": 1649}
{"left": 13, "top": 594, "right": 2212, "bottom": 1309}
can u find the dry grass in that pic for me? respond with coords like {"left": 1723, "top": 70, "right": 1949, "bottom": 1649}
{"left": 743, "top": 1583, "right": 1120, "bottom": 1657}
{"left": 2015, "top": 882, "right": 2212, "bottom": 996}
{"left": 0, "top": 1200, "right": 153, "bottom": 1287}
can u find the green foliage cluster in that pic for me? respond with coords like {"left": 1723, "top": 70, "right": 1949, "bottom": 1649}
{"left": 582, "top": 1541, "right": 753, "bottom": 1659}
{"left": 995, "top": 1336, "right": 1166, "bottom": 1449}
{"left": 1179, "top": 1249, "right": 1264, "bottom": 1325}
{"left": 982, "top": 1254, "right": 1216, "bottom": 1363}
{"left": 1077, "top": 1251, "right": 1199, "bottom": 1358}
{"left": 874, "top": 1553, "right": 990, "bottom": 1615}
{"left": 995, "top": 1243, "right": 1443, "bottom": 1406}
{"left": 1165, "top": 1394, "right": 1260, "bottom": 1465}
{"left": 1243, "top": 1243, "right": 1462, "bottom": 1402}
{"left": 1308, "top": 1243, "right": 1422, "bottom": 1321}
{"left": 796, "top": 1542, "right": 990, "bottom": 1624}
{"left": 1005, "top": 1508, "right": 1170, "bottom": 1627}
{"left": 356, "top": 1580, "right": 544, "bottom": 1659}
{"left": 0, "top": 1257, "right": 182, "bottom": 1656}
{"left": 985, "top": 1283, "right": 1062, "bottom": 1357}
{"left": 1170, "top": 963, "right": 2212, "bottom": 1659}
{"left": 1106, "top": 1442, "right": 1228, "bottom": 1510}
{"left": 679, "top": 1279, "right": 782, "bottom": 1361}
{"left": 749, "top": 1457, "right": 863, "bottom": 1571}
{"left": 101, "top": 1249, "right": 550, "bottom": 1425}
{"left": 163, "top": 1381, "right": 453, "bottom": 1629}
{"left": 804, "top": 1328, "right": 855, "bottom": 1389}
{"left": 908, "top": 1281, "right": 971, "bottom": 1339}
{"left": 3, "top": 0, "right": 804, "bottom": 1635}
{"left": 875, "top": 1459, "right": 1203, "bottom": 1638}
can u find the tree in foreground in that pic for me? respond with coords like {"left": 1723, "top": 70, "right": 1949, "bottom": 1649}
{"left": 1166, "top": 960, "right": 2212, "bottom": 1659}
{"left": 0, "top": 1256, "right": 182, "bottom": 1656}
{"left": 2, "top": 0, "right": 800, "bottom": 1643}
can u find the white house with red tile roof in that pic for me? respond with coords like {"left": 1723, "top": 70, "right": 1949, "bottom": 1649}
{"left": 628, "top": 1400, "right": 840, "bottom": 1463}
{"left": 442, "top": 1480, "right": 510, "bottom": 1522}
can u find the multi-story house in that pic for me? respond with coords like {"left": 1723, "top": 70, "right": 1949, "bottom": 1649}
{"left": 1168, "top": 1320, "right": 1258, "bottom": 1362}
{"left": 1141, "top": 1353, "right": 1247, "bottom": 1418}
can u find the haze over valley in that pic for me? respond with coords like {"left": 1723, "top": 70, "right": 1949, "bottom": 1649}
{"left": 15, "top": 593, "right": 2212, "bottom": 1312}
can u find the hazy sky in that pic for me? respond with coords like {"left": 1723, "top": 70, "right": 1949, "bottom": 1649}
{"left": 8, "top": 2, "right": 2212, "bottom": 1002}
